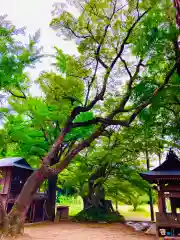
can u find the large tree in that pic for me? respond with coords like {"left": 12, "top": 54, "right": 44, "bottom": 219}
{"left": 0, "top": 0, "right": 180, "bottom": 236}
{"left": 57, "top": 127, "right": 150, "bottom": 221}
{"left": 0, "top": 53, "right": 92, "bottom": 221}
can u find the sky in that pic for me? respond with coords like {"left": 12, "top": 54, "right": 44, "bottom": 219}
{"left": 0, "top": 0, "right": 77, "bottom": 96}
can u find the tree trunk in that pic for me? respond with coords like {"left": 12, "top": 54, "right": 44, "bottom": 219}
{"left": 76, "top": 183, "right": 122, "bottom": 223}
{"left": 82, "top": 196, "right": 89, "bottom": 210}
{"left": 86, "top": 165, "right": 113, "bottom": 213}
{"left": 46, "top": 175, "right": 57, "bottom": 221}
{"left": 0, "top": 195, "right": 7, "bottom": 232}
{"left": 81, "top": 166, "right": 115, "bottom": 215}
{"left": 1, "top": 127, "right": 104, "bottom": 236}
{"left": 115, "top": 187, "right": 118, "bottom": 212}
{"left": 145, "top": 148, "right": 155, "bottom": 222}
{"left": 133, "top": 203, "right": 138, "bottom": 212}
{"left": 1, "top": 165, "right": 53, "bottom": 237}
{"left": 45, "top": 154, "right": 59, "bottom": 221}
{"left": 82, "top": 185, "right": 114, "bottom": 213}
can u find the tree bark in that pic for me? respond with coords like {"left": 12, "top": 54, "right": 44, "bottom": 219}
{"left": 1, "top": 127, "right": 103, "bottom": 236}
{"left": 81, "top": 165, "right": 114, "bottom": 214}
{"left": 82, "top": 186, "right": 114, "bottom": 213}
{"left": 115, "top": 189, "right": 118, "bottom": 212}
{"left": 46, "top": 175, "right": 57, "bottom": 221}
{"left": 0, "top": 195, "right": 6, "bottom": 231}
{"left": 45, "top": 153, "right": 59, "bottom": 221}
{"left": 1, "top": 165, "right": 53, "bottom": 236}
{"left": 82, "top": 196, "right": 89, "bottom": 210}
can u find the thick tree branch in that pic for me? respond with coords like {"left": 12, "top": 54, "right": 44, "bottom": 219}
{"left": 50, "top": 60, "right": 178, "bottom": 177}
{"left": 108, "top": 59, "right": 143, "bottom": 118}
{"left": 120, "top": 56, "right": 132, "bottom": 78}
{"left": 66, "top": 24, "right": 90, "bottom": 39}
{"left": 127, "top": 101, "right": 150, "bottom": 125}
{"left": 64, "top": 141, "right": 75, "bottom": 156}
{"left": 8, "top": 90, "right": 26, "bottom": 99}
{"left": 41, "top": 127, "right": 50, "bottom": 144}
{"left": 52, "top": 6, "right": 150, "bottom": 120}
{"left": 51, "top": 21, "right": 90, "bottom": 39}
{"left": 136, "top": 0, "right": 140, "bottom": 18}
{"left": 127, "top": 61, "right": 179, "bottom": 125}
{"left": 153, "top": 62, "right": 179, "bottom": 95}
{"left": 85, "top": 15, "right": 114, "bottom": 105}
{"left": 96, "top": 56, "right": 108, "bottom": 69}
{"left": 52, "top": 126, "right": 105, "bottom": 175}
{"left": 110, "top": 9, "right": 150, "bottom": 71}
{"left": 42, "top": 7, "right": 151, "bottom": 170}
{"left": 86, "top": 20, "right": 99, "bottom": 44}
{"left": 85, "top": 1, "right": 123, "bottom": 105}
{"left": 84, "top": 60, "right": 99, "bottom": 106}
{"left": 42, "top": 127, "right": 70, "bottom": 166}
{"left": 72, "top": 117, "right": 129, "bottom": 128}
{"left": 42, "top": 101, "right": 88, "bottom": 166}
{"left": 82, "top": 9, "right": 149, "bottom": 115}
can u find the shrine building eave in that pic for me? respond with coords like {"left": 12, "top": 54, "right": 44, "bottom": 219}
{"left": 140, "top": 171, "right": 180, "bottom": 184}
{"left": 140, "top": 149, "right": 180, "bottom": 184}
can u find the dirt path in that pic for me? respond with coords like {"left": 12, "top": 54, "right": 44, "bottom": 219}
{"left": 4, "top": 222, "right": 156, "bottom": 240}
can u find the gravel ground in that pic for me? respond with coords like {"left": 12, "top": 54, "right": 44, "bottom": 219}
{"left": 3, "top": 222, "right": 156, "bottom": 240}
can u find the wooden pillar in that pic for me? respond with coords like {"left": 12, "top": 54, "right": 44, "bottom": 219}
{"left": 158, "top": 191, "right": 166, "bottom": 213}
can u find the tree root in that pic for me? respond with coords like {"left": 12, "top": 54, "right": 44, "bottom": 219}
{"left": 74, "top": 206, "right": 125, "bottom": 223}
{"left": 1, "top": 214, "right": 24, "bottom": 238}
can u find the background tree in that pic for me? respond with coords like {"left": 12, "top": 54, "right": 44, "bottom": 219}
{"left": 56, "top": 125, "right": 161, "bottom": 220}
{"left": 0, "top": 15, "right": 41, "bottom": 94}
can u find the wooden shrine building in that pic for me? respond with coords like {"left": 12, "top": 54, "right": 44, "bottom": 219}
{"left": 140, "top": 149, "right": 180, "bottom": 239}
{"left": 0, "top": 157, "right": 48, "bottom": 223}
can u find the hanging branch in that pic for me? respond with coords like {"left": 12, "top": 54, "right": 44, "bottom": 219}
{"left": 70, "top": 61, "right": 178, "bottom": 129}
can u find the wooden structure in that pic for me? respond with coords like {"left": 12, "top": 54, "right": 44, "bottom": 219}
{"left": 0, "top": 157, "right": 48, "bottom": 223}
{"left": 140, "top": 149, "right": 180, "bottom": 239}
{"left": 54, "top": 206, "right": 69, "bottom": 222}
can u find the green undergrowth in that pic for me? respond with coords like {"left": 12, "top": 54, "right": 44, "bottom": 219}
{"left": 73, "top": 207, "right": 125, "bottom": 223}
{"left": 57, "top": 196, "right": 154, "bottom": 220}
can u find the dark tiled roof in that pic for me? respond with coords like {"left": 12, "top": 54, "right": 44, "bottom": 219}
{"left": 0, "top": 157, "right": 34, "bottom": 170}
{"left": 140, "top": 149, "right": 180, "bottom": 183}
{"left": 153, "top": 149, "right": 180, "bottom": 171}
{"left": 141, "top": 171, "right": 180, "bottom": 176}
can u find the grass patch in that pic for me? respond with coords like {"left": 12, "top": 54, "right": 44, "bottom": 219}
{"left": 57, "top": 196, "right": 83, "bottom": 216}
{"left": 57, "top": 196, "right": 157, "bottom": 220}
{"left": 117, "top": 204, "right": 158, "bottom": 220}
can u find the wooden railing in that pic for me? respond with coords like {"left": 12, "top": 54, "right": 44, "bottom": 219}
{"left": 156, "top": 212, "right": 180, "bottom": 225}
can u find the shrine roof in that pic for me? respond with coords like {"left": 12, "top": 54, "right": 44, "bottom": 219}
{"left": 0, "top": 157, "right": 34, "bottom": 171}
{"left": 140, "top": 149, "right": 180, "bottom": 183}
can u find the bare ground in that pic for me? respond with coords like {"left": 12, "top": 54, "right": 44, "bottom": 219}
{"left": 3, "top": 222, "right": 156, "bottom": 240}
